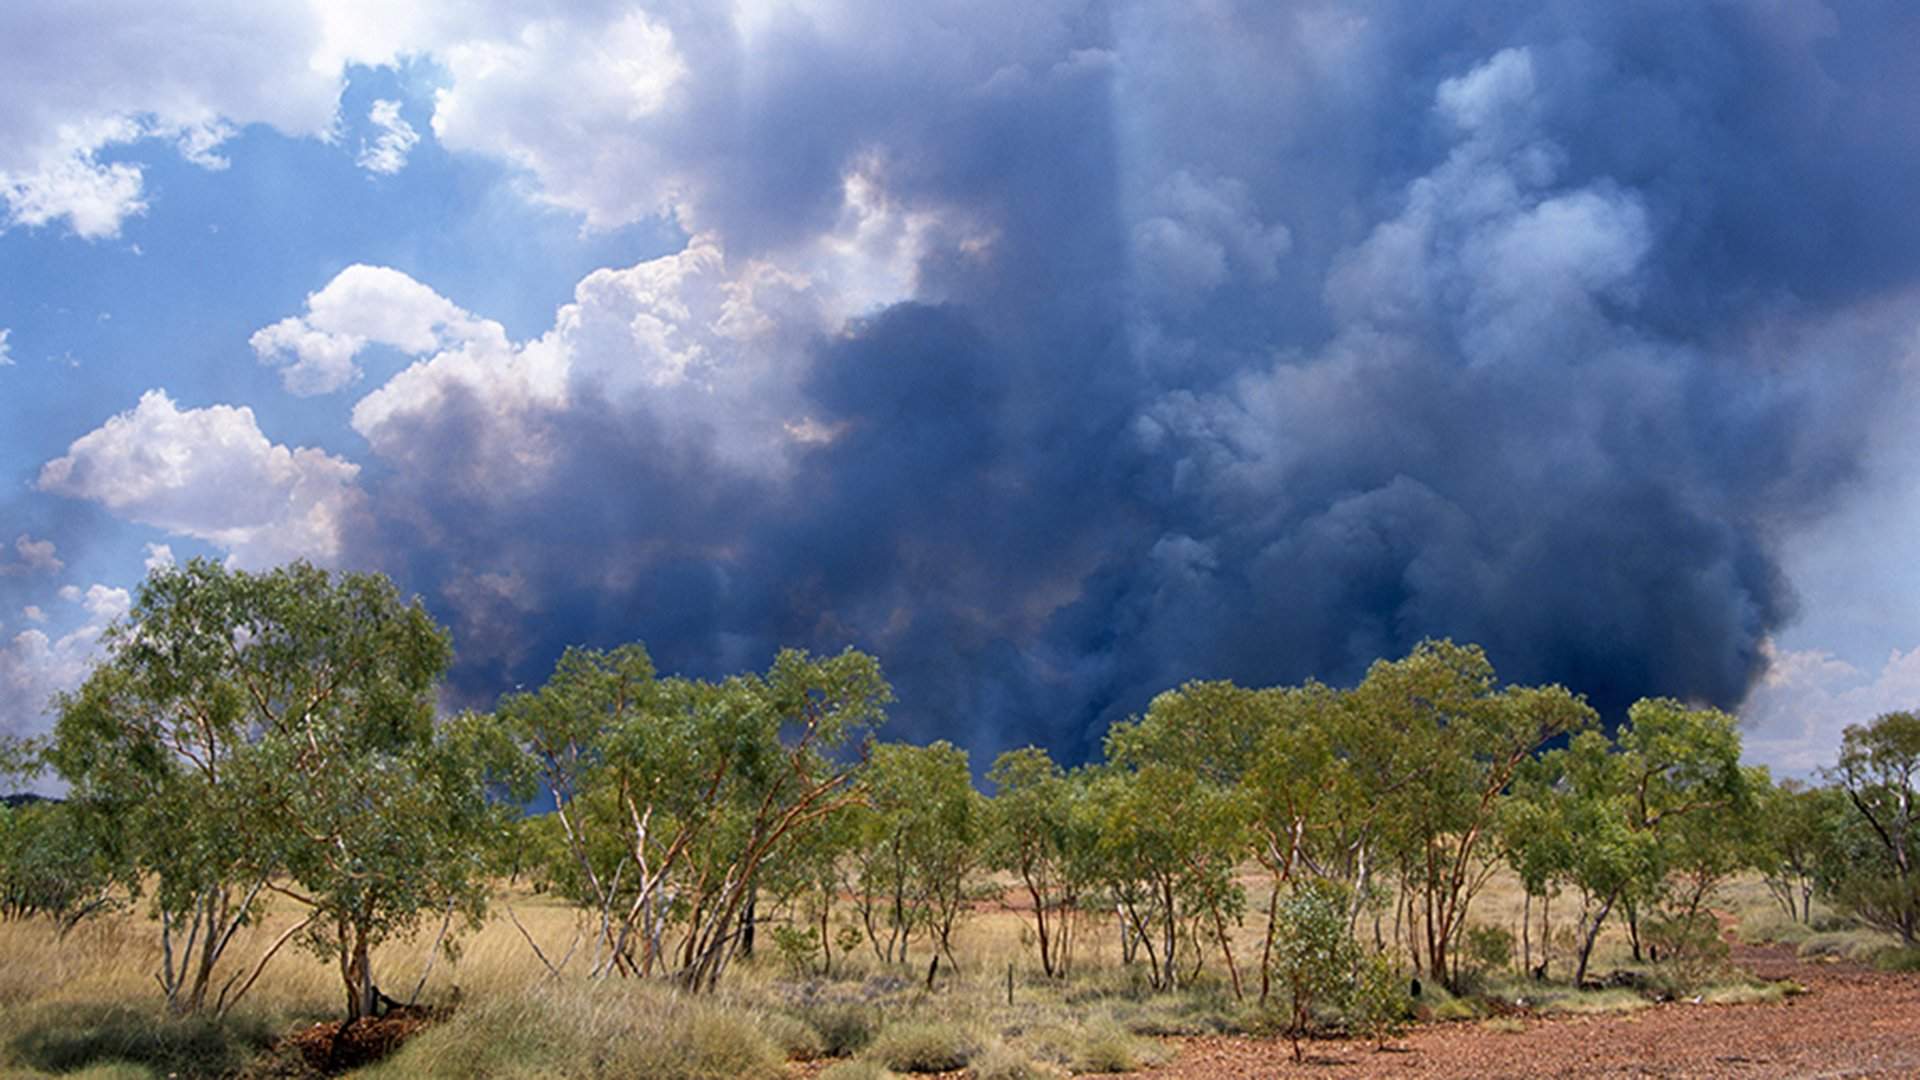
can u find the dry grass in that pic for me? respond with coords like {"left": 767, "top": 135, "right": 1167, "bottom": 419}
{"left": 0, "top": 868, "right": 1810, "bottom": 1077}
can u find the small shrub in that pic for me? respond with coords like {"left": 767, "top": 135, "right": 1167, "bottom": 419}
{"left": 971, "top": 1042, "right": 1064, "bottom": 1080}
{"left": 1645, "top": 912, "right": 1728, "bottom": 989}
{"left": 799, "top": 1000, "right": 880, "bottom": 1056}
{"left": 1464, "top": 925, "right": 1515, "bottom": 973}
{"left": 864, "top": 1020, "right": 980, "bottom": 1073}
{"left": 1347, "top": 952, "right": 1409, "bottom": 1046}
{"left": 1480, "top": 1017, "right": 1526, "bottom": 1035}
{"left": 758, "top": 1010, "right": 826, "bottom": 1061}
{"left": 772, "top": 924, "right": 823, "bottom": 978}
{"left": 1873, "top": 946, "right": 1920, "bottom": 972}
{"left": 1272, "top": 880, "right": 1359, "bottom": 1061}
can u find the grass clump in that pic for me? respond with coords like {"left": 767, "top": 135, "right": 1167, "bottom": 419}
{"left": 863, "top": 1019, "right": 981, "bottom": 1073}
{"left": 971, "top": 1042, "right": 1066, "bottom": 1080}
{"left": 360, "top": 981, "right": 786, "bottom": 1080}
{"left": 1797, "top": 929, "right": 1887, "bottom": 961}
{"left": 3, "top": 1002, "right": 278, "bottom": 1080}
{"left": 1697, "top": 980, "right": 1794, "bottom": 1006}
{"left": 1016, "top": 1014, "right": 1168, "bottom": 1074}
{"left": 758, "top": 1010, "right": 826, "bottom": 1060}
{"left": 1537, "top": 987, "right": 1651, "bottom": 1016}
{"left": 796, "top": 999, "right": 881, "bottom": 1056}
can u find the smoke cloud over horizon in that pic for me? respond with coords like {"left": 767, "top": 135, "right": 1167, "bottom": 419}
{"left": 20, "top": 1, "right": 1920, "bottom": 769}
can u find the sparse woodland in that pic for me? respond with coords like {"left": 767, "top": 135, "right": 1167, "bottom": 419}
{"left": 2, "top": 560, "right": 1918, "bottom": 1078}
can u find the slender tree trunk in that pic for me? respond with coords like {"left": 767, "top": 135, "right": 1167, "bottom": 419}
{"left": 1522, "top": 891, "right": 1532, "bottom": 974}
{"left": 1259, "top": 879, "right": 1280, "bottom": 1006}
{"left": 1574, "top": 892, "right": 1616, "bottom": 987}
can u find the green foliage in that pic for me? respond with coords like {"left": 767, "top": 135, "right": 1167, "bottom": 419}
{"left": 494, "top": 642, "right": 888, "bottom": 988}
{"left": 771, "top": 924, "right": 823, "bottom": 977}
{"left": 1822, "top": 711, "right": 1920, "bottom": 945}
{"left": 849, "top": 740, "right": 983, "bottom": 966}
{"left": 47, "top": 558, "right": 497, "bottom": 1019}
{"left": 1502, "top": 697, "right": 1749, "bottom": 985}
{"left": 1644, "top": 910, "right": 1728, "bottom": 989}
{"left": 1463, "top": 924, "right": 1513, "bottom": 973}
{"left": 1272, "top": 878, "right": 1358, "bottom": 1061}
{"left": 1348, "top": 952, "right": 1409, "bottom": 1046}
{"left": 0, "top": 798, "right": 116, "bottom": 927}
{"left": 986, "top": 747, "right": 1095, "bottom": 978}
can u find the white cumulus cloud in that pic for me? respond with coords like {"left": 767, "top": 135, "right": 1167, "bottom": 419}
{"left": 0, "top": 327, "right": 14, "bottom": 365}
{"left": 0, "top": 3, "right": 342, "bottom": 238}
{"left": 250, "top": 264, "right": 508, "bottom": 395}
{"left": 1742, "top": 639, "right": 1920, "bottom": 776}
{"left": 37, "top": 389, "right": 364, "bottom": 568}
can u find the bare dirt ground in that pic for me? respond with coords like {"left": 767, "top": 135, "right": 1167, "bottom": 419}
{"left": 1123, "top": 940, "right": 1920, "bottom": 1079}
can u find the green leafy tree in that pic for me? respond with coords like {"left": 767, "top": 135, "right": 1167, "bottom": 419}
{"left": 1083, "top": 752, "right": 1247, "bottom": 994}
{"left": 0, "top": 797, "right": 117, "bottom": 929}
{"left": 497, "top": 644, "right": 888, "bottom": 990}
{"left": 1357, "top": 641, "right": 1594, "bottom": 988}
{"left": 1823, "top": 711, "right": 1920, "bottom": 945}
{"left": 1272, "top": 878, "right": 1359, "bottom": 1062}
{"left": 50, "top": 559, "right": 494, "bottom": 1019}
{"left": 1752, "top": 779, "right": 1842, "bottom": 925}
{"left": 985, "top": 747, "right": 1094, "bottom": 978}
{"left": 1519, "top": 698, "right": 1748, "bottom": 985}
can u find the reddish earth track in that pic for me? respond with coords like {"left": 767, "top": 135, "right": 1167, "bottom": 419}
{"left": 1112, "top": 940, "right": 1920, "bottom": 1079}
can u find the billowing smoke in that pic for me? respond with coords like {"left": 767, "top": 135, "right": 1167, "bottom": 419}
{"left": 335, "top": 1, "right": 1920, "bottom": 765}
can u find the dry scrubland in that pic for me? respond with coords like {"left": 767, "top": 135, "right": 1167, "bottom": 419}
{"left": 1, "top": 866, "right": 1882, "bottom": 1080}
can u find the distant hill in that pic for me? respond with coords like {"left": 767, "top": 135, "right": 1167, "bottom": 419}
{"left": 2, "top": 793, "right": 56, "bottom": 809}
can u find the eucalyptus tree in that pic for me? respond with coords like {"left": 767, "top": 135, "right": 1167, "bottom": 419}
{"left": 1822, "top": 710, "right": 1920, "bottom": 945}
{"left": 498, "top": 643, "right": 889, "bottom": 989}
{"left": 1088, "top": 726, "right": 1250, "bottom": 995}
{"left": 50, "top": 559, "right": 495, "bottom": 1019}
{"left": 0, "top": 797, "right": 115, "bottom": 929}
{"left": 852, "top": 740, "right": 982, "bottom": 969}
{"left": 986, "top": 746, "right": 1095, "bottom": 978}
{"left": 1753, "top": 778, "right": 1843, "bottom": 925}
{"left": 1356, "top": 640, "right": 1595, "bottom": 987}
{"left": 1521, "top": 698, "right": 1748, "bottom": 985}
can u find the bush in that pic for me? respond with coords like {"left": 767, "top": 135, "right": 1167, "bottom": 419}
{"left": 1873, "top": 946, "right": 1920, "bottom": 972}
{"left": 1348, "top": 952, "right": 1409, "bottom": 1045}
{"left": 798, "top": 1000, "right": 880, "bottom": 1056}
{"left": 758, "top": 1010, "right": 826, "bottom": 1061}
{"left": 1645, "top": 911, "right": 1728, "bottom": 988}
{"left": 1464, "top": 925, "right": 1515, "bottom": 973}
{"left": 864, "top": 1020, "right": 979, "bottom": 1073}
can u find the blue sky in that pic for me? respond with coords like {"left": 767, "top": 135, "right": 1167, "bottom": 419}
{"left": 4, "top": 2, "right": 1919, "bottom": 776}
